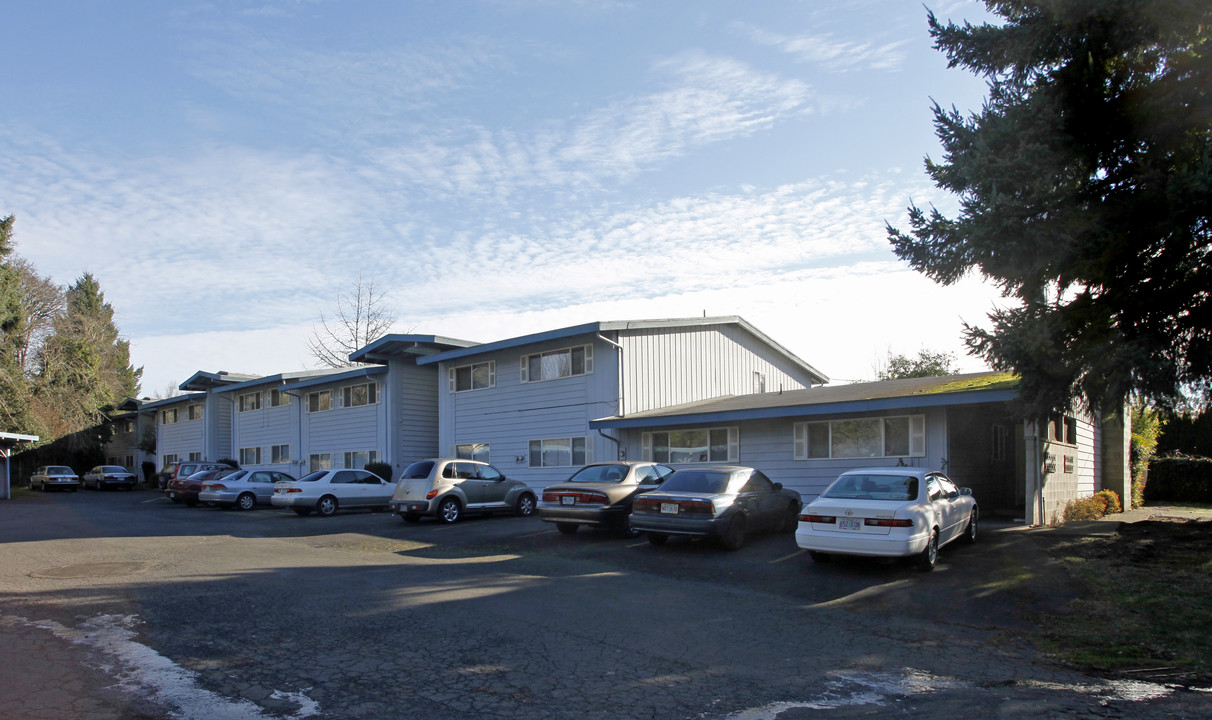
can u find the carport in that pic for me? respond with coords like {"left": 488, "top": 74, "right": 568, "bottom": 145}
{"left": 0, "top": 432, "right": 40, "bottom": 499}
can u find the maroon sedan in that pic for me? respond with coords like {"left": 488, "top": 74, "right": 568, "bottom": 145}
{"left": 165, "top": 467, "right": 237, "bottom": 507}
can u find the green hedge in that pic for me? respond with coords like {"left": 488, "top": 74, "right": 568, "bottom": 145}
{"left": 1144, "top": 456, "right": 1212, "bottom": 503}
{"left": 365, "top": 461, "right": 394, "bottom": 482}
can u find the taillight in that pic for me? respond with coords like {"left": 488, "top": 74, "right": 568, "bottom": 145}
{"left": 276, "top": 487, "right": 302, "bottom": 494}
{"left": 679, "top": 500, "right": 714, "bottom": 514}
{"left": 800, "top": 514, "right": 836, "bottom": 523}
{"left": 633, "top": 497, "right": 659, "bottom": 511}
{"left": 543, "top": 491, "right": 608, "bottom": 504}
{"left": 426, "top": 489, "right": 440, "bottom": 499}
{"left": 865, "top": 518, "right": 913, "bottom": 528}
{"left": 206, "top": 484, "right": 227, "bottom": 491}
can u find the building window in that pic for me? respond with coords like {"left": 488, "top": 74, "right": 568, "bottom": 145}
{"left": 992, "top": 424, "right": 1009, "bottom": 463}
{"left": 188, "top": 452, "right": 202, "bottom": 462}
{"left": 793, "top": 415, "right": 926, "bottom": 460}
{"left": 455, "top": 443, "right": 491, "bottom": 463}
{"left": 529, "top": 437, "right": 589, "bottom": 467}
{"left": 341, "top": 382, "right": 378, "bottom": 408}
{"left": 240, "top": 447, "right": 262, "bottom": 465}
{"left": 521, "top": 345, "right": 593, "bottom": 383}
{"left": 188, "top": 404, "right": 204, "bottom": 421}
{"left": 238, "top": 392, "right": 261, "bottom": 412}
{"left": 271, "top": 445, "right": 290, "bottom": 464}
{"left": 754, "top": 372, "right": 766, "bottom": 394}
{"left": 449, "top": 361, "right": 495, "bottom": 392}
{"left": 309, "top": 453, "right": 333, "bottom": 472}
{"left": 306, "top": 390, "right": 332, "bottom": 413}
{"left": 161, "top": 408, "right": 178, "bottom": 425}
{"left": 343, "top": 450, "right": 379, "bottom": 469}
{"left": 269, "top": 389, "right": 291, "bottom": 407}
{"left": 121, "top": 420, "right": 134, "bottom": 433}
{"left": 1051, "top": 415, "right": 1078, "bottom": 445}
{"left": 162, "top": 454, "right": 179, "bottom": 466}
{"left": 643, "top": 428, "right": 738, "bottom": 464}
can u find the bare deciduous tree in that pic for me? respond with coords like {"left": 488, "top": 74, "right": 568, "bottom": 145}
{"left": 12, "top": 257, "right": 63, "bottom": 373}
{"left": 307, "top": 275, "right": 399, "bottom": 368}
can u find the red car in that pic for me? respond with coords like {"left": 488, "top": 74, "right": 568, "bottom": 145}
{"left": 166, "top": 467, "right": 237, "bottom": 507}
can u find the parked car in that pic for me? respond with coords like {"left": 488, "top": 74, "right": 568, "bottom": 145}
{"left": 389, "top": 459, "right": 536, "bottom": 524}
{"left": 29, "top": 466, "right": 80, "bottom": 492}
{"left": 272, "top": 468, "right": 394, "bottom": 517}
{"left": 82, "top": 465, "right": 138, "bottom": 491}
{"left": 198, "top": 469, "right": 297, "bottom": 510}
{"left": 158, "top": 461, "right": 232, "bottom": 490}
{"left": 538, "top": 461, "right": 674, "bottom": 535}
{"left": 630, "top": 465, "right": 801, "bottom": 551}
{"left": 166, "top": 467, "right": 239, "bottom": 507}
{"left": 794, "top": 467, "right": 978, "bottom": 571}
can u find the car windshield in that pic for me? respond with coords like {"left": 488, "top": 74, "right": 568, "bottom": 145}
{"left": 402, "top": 461, "right": 435, "bottom": 480}
{"left": 223, "top": 470, "right": 250, "bottom": 482}
{"left": 566, "top": 464, "right": 629, "bottom": 483}
{"left": 47, "top": 466, "right": 72, "bottom": 474}
{"left": 659, "top": 470, "right": 733, "bottom": 495}
{"left": 822, "top": 474, "right": 919, "bottom": 501}
{"left": 298, "top": 471, "right": 327, "bottom": 482}
{"left": 103, "top": 466, "right": 125, "bottom": 472}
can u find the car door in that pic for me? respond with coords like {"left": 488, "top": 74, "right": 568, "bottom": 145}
{"left": 357, "top": 470, "right": 393, "bottom": 505}
{"left": 737, "top": 470, "right": 783, "bottom": 529}
{"left": 935, "top": 475, "right": 965, "bottom": 543}
{"left": 474, "top": 463, "right": 510, "bottom": 508}
{"left": 328, "top": 470, "right": 362, "bottom": 506}
{"left": 248, "top": 472, "right": 277, "bottom": 504}
{"left": 924, "top": 474, "right": 953, "bottom": 539}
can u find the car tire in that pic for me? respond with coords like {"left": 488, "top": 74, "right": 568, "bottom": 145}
{"left": 514, "top": 493, "right": 536, "bottom": 517}
{"left": 294, "top": 508, "right": 312, "bottom": 517}
{"left": 236, "top": 493, "right": 256, "bottom": 511}
{"left": 646, "top": 532, "right": 668, "bottom": 546}
{"left": 556, "top": 522, "right": 579, "bottom": 535}
{"left": 316, "top": 496, "right": 338, "bottom": 517}
{"left": 184, "top": 497, "right": 198, "bottom": 507}
{"left": 963, "top": 510, "right": 978, "bottom": 544}
{"left": 809, "top": 551, "right": 832, "bottom": 563}
{"left": 437, "top": 497, "right": 461, "bottom": 524}
{"left": 611, "top": 515, "right": 639, "bottom": 538}
{"left": 780, "top": 504, "right": 800, "bottom": 533}
{"left": 719, "top": 514, "right": 748, "bottom": 551}
{"left": 918, "top": 529, "right": 939, "bottom": 571}
{"left": 40, "top": 481, "right": 47, "bottom": 492}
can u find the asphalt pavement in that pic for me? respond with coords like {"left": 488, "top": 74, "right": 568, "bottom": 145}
{"left": 0, "top": 488, "right": 1207, "bottom": 719}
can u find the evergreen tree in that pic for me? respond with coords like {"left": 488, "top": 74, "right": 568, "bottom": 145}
{"left": 0, "top": 215, "right": 33, "bottom": 433}
{"left": 887, "top": 1, "right": 1212, "bottom": 417}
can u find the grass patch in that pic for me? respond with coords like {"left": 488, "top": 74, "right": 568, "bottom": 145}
{"left": 1039, "top": 518, "right": 1212, "bottom": 680}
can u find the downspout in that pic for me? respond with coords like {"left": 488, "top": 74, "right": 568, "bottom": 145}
{"left": 597, "top": 428, "right": 622, "bottom": 461}
{"left": 597, "top": 332, "right": 626, "bottom": 460}
{"left": 281, "top": 384, "right": 306, "bottom": 477}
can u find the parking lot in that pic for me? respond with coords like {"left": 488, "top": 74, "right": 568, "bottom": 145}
{"left": 0, "top": 489, "right": 1202, "bottom": 719}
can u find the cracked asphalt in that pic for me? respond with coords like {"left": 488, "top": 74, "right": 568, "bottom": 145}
{"left": 0, "top": 488, "right": 1206, "bottom": 719}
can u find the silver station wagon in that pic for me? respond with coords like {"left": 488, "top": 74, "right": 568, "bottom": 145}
{"left": 390, "top": 459, "right": 536, "bottom": 524}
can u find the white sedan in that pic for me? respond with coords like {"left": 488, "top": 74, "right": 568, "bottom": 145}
{"left": 271, "top": 469, "right": 394, "bottom": 517}
{"left": 795, "top": 467, "right": 977, "bottom": 570}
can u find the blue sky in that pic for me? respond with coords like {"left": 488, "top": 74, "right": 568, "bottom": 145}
{"left": 1, "top": 0, "right": 1005, "bottom": 396}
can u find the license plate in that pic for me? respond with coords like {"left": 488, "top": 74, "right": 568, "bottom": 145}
{"left": 660, "top": 502, "right": 679, "bottom": 514}
{"left": 838, "top": 518, "right": 862, "bottom": 531}
{"left": 167, "top": 492, "right": 176, "bottom": 499}
{"left": 561, "top": 496, "right": 576, "bottom": 506}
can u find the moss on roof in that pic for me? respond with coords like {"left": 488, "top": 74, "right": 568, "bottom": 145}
{"left": 919, "top": 372, "right": 1019, "bottom": 395}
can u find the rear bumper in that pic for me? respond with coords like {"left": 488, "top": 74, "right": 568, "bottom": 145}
{"left": 629, "top": 513, "right": 721, "bottom": 537}
{"left": 390, "top": 500, "right": 435, "bottom": 515}
{"left": 537, "top": 504, "right": 625, "bottom": 526}
{"left": 794, "top": 527, "right": 930, "bottom": 558}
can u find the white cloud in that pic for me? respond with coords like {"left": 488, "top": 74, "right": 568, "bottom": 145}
{"left": 739, "top": 24, "right": 910, "bottom": 72}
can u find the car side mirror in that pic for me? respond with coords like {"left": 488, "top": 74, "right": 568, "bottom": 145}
{"left": 960, "top": 487, "right": 973, "bottom": 496}
{"left": 774, "top": 482, "right": 783, "bottom": 490}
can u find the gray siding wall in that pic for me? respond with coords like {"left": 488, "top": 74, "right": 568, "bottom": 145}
{"left": 300, "top": 378, "right": 387, "bottom": 469}
{"left": 156, "top": 397, "right": 206, "bottom": 466}
{"left": 437, "top": 335, "right": 620, "bottom": 489}
{"left": 232, "top": 396, "right": 298, "bottom": 473}
{"left": 208, "top": 393, "right": 234, "bottom": 460}
{"left": 616, "top": 406, "right": 949, "bottom": 501}
{"left": 398, "top": 361, "right": 440, "bottom": 468}
{"left": 617, "top": 325, "right": 815, "bottom": 414}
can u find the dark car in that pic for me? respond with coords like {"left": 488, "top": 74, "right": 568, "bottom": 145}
{"left": 629, "top": 465, "right": 801, "bottom": 551}
{"left": 166, "top": 467, "right": 238, "bottom": 507}
{"left": 82, "top": 465, "right": 138, "bottom": 490}
{"left": 538, "top": 461, "right": 674, "bottom": 536}
{"left": 158, "top": 461, "right": 232, "bottom": 490}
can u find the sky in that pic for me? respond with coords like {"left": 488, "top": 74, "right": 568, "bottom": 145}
{"left": 0, "top": 0, "right": 1008, "bottom": 396}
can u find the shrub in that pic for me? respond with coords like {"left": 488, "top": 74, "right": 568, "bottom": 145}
{"left": 1144, "top": 455, "right": 1212, "bottom": 503}
{"left": 365, "top": 461, "right": 394, "bottom": 482}
{"left": 1095, "top": 489, "right": 1122, "bottom": 514}
{"left": 1064, "top": 495, "right": 1109, "bottom": 522}
{"left": 217, "top": 457, "right": 239, "bottom": 469}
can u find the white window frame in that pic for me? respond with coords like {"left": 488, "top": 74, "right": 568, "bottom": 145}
{"left": 454, "top": 443, "right": 491, "bottom": 463}
{"left": 269, "top": 389, "right": 291, "bottom": 407}
{"left": 162, "top": 453, "right": 179, "bottom": 465}
{"left": 240, "top": 447, "right": 262, "bottom": 465}
{"left": 237, "top": 392, "right": 262, "bottom": 412}
{"left": 271, "top": 444, "right": 291, "bottom": 464}
{"left": 793, "top": 414, "right": 926, "bottom": 460}
{"left": 306, "top": 390, "right": 332, "bottom": 413}
{"left": 161, "top": 408, "right": 178, "bottom": 425}
{"left": 641, "top": 427, "right": 739, "bottom": 464}
{"left": 341, "top": 382, "right": 379, "bottom": 408}
{"left": 309, "top": 453, "right": 333, "bottom": 472}
{"left": 448, "top": 361, "right": 496, "bottom": 392}
{"left": 528, "top": 437, "right": 591, "bottom": 468}
{"left": 342, "top": 450, "right": 379, "bottom": 469}
{"left": 188, "top": 452, "right": 202, "bottom": 462}
{"left": 188, "top": 404, "right": 204, "bottom": 421}
{"left": 520, "top": 345, "right": 593, "bottom": 383}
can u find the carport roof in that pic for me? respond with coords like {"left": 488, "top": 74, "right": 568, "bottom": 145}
{"left": 349, "top": 334, "right": 479, "bottom": 364}
{"left": 590, "top": 371, "right": 1019, "bottom": 429}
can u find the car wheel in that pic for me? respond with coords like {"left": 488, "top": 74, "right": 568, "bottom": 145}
{"left": 437, "top": 497, "right": 461, "bottom": 524}
{"left": 316, "top": 496, "right": 338, "bottom": 517}
{"left": 294, "top": 508, "right": 312, "bottom": 517}
{"left": 40, "top": 481, "right": 47, "bottom": 492}
{"left": 556, "top": 522, "right": 579, "bottom": 535}
{"left": 401, "top": 513, "right": 422, "bottom": 523}
{"left": 514, "top": 493, "right": 536, "bottom": 517}
{"left": 236, "top": 493, "right": 256, "bottom": 511}
{"left": 918, "top": 529, "right": 939, "bottom": 571}
{"left": 610, "top": 515, "right": 639, "bottom": 538}
{"left": 646, "top": 532, "right": 668, "bottom": 546}
{"left": 719, "top": 514, "right": 748, "bottom": 551}
{"left": 963, "top": 510, "right": 978, "bottom": 544}
{"left": 780, "top": 504, "right": 800, "bottom": 533}
{"left": 809, "top": 551, "right": 832, "bottom": 563}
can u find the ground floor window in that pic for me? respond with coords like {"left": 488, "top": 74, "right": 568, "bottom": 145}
{"left": 455, "top": 443, "right": 491, "bottom": 463}
{"left": 309, "top": 453, "right": 333, "bottom": 472}
{"left": 271, "top": 444, "right": 291, "bottom": 464}
{"left": 529, "top": 437, "right": 588, "bottom": 467}
{"left": 240, "top": 447, "right": 262, "bottom": 465}
{"left": 162, "top": 454, "right": 179, "bottom": 466}
{"left": 188, "top": 452, "right": 202, "bottom": 462}
{"left": 343, "top": 450, "right": 379, "bottom": 469}
{"left": 642, "top": 427, "right": 738, "bottom": 464}
{"left": 794, "top": 415, "right": 925, "bottom": 460}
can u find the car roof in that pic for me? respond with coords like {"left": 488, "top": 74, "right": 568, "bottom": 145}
{"left": 839, "top": 467, "right": 936, "bottom": 477}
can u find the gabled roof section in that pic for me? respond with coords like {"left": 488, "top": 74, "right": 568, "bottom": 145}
{"left": 278, "top": 365, "right": 387, "bottom": 391}
{"left": 139, "top": 393, "right": 208, "bottom": 411}
{"left": 213, "top": 367, "right": 356, "bottom": 394}
{"left": 179, "top": 370, "right": 262, "bottom": 392}
{"left": 349, "top": 334, "right": 480, "bottom": 365}
{"left": 415, "top": 316, "right": 828, "bottom": 383}
{"left": 591, "top": 371, "right": 1018, "bottom": 429}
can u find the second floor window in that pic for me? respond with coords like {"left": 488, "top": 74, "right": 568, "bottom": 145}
{"left": 188, "top": 405, "right": 204, "bottom": 421}
{"left": 307, "top": 391, "right": 332, "bottom": 413}
{"left": 238, "top": 392, "right": 261, "bottom": 412}
{"left": 269, "top": 389, "right": 291, "bottom": 407}
{"left": 342, "top": 383, "right": 378, "bottom": 407}
{"left": 521, "top": 345, "right": 592, "bottom": 383}
{"left": 161, "top": 408, "right": 178, "bottom": 424}
{"left": 450, "top": 361, "right": 495, "bottom": 392}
